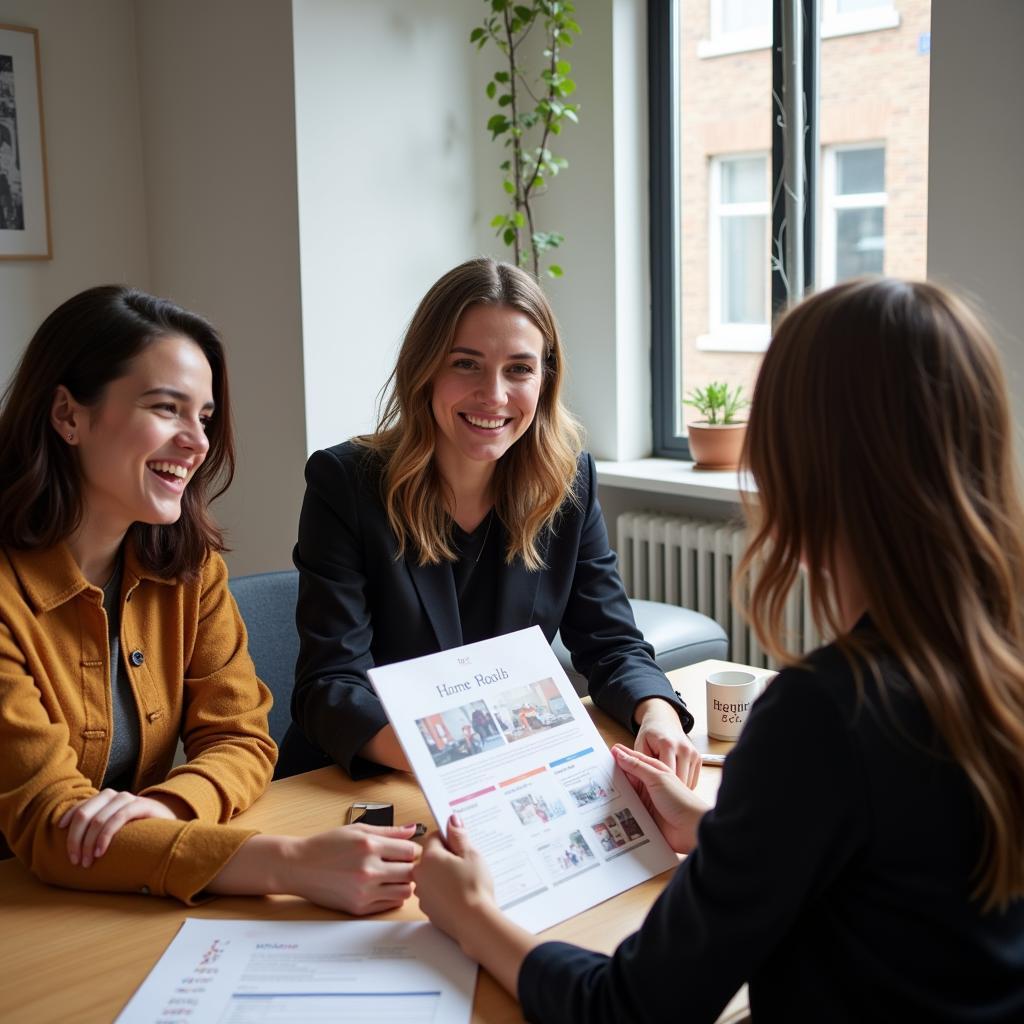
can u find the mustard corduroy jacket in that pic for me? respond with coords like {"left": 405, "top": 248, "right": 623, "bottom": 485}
{"left": 0, "top": 541, "right": 277, "bottom": 902}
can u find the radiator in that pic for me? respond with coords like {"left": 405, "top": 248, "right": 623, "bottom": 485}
{"left": 615, "top": 512, "right": 821, "bottom": 668}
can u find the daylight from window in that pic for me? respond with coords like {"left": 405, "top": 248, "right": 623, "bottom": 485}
{"left": 678, "top": 0, "right": 931, "bottom": 434}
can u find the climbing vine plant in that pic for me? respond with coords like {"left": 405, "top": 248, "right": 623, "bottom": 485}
{"left": 471, "top": 0, "right": 581, "bottom": 278}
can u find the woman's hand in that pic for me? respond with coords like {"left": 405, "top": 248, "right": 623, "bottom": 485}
{"left": 633, "top": 697, "right": 702, "bottom": 788}
{"left": 208, "top": 823, "right": 422, "bottom": 915}
{"left": 286, "top": 824, "right": 421, "bottom": 914}
{"left": 414, "top": 815, "right": 538, "bottom": 996}
{"left": 414, "top": 815, "right": 496, "bottom": 944}
{"left": 612, "top": 743, "right": 709, "bottom": 853}
{"left": 58, "top": 791, "right": 178, "bottom": 867}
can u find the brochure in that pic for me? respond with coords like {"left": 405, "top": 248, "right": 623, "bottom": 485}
{"left": 115, "top": 918, "right": 476, "bottom": 1024}
{"left": 368, "top": 625, "right": 679, "bottom": 933}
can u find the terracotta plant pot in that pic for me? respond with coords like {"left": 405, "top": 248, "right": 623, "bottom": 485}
{"left": 687, "top": 421, "right": 747, "bottom": 470}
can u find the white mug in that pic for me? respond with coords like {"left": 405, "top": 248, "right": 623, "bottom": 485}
{"left": 706, "top": 670, "right": 765, "bottom": 741}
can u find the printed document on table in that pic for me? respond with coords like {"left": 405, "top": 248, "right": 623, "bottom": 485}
{"left": 115, "top": 918, "right": 476, "bottom": 1024}
{"left": 369, "top": 625, "right": 679, "bottom": 933}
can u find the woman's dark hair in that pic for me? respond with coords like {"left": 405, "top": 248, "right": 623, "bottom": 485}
{"left": 0, "top": 285, "right": 235, "bottom": 579}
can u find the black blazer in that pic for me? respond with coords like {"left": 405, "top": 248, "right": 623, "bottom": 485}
{"left": 290, "top": 441, "right": 692, "bottom": 778}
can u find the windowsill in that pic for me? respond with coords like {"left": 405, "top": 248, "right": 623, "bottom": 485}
{"left": 696, "top": 329, "right": 770, "bottom": 353}
{"left": 697, "top": 7, "right": 900, "bottom": 60}
{"left": 595, "top": 457, "right": 754, "bottom": 503}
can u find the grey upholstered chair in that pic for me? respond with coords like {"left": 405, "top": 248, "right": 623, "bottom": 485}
{"left": 229, "top": 570, "right": 728, "bottom": 777}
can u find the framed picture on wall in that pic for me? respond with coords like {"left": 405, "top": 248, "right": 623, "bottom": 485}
{"left": 0, "top": 24, "right": 50, "bottom": 259}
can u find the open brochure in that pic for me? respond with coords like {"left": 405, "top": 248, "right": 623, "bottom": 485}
{"left": 369, "top": 625, "right": 679, "bottom": 933}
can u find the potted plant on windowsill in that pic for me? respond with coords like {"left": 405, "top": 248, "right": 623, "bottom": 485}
{"left": 683, "top": 381, "right": 749, "bottom": 470}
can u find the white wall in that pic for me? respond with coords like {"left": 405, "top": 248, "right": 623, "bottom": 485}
{"left": 0, "top": 0, "right": 150, "bottom": 386}
{"left": 927, "top": 0, "right": 1024, "bottom": 434}
{"left": 134, "top": 0, "right": 308, "bottom": 576}
{"left": 293, "top": 0, "right": 480, "bottom": 454}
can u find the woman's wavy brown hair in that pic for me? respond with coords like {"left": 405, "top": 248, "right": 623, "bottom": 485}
{"left": 0, "top": 285, "right": 235, "bottom": 579}
{"left": 736, "top": 276, "right": 1024, "bottom": 910}
{"left": 358, "top": 257, "right": 582, "bottom": 570}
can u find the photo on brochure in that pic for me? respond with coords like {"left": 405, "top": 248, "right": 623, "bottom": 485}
{"left": 486, "top": 678, "right": 574, "bottom": 743}
{"left": 560, "top": 766, "right": 619, "bottom": 809}
{"left": 590, "top": 808, "right": 647, "bottom": 854}
{"left": 536, "top": 828, "right": 598, "bottom": 880}
{"left": 504, "top": 772, "right": 569, "bottom": 827}
{"left": 415, "top": 700, "right": 505, "bottom": 767}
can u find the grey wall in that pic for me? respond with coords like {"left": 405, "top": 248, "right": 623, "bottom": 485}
{"left": 0, "top": 0, "right": 150, "bottom": 386}
{"left": 927, "top": 0, "right": 1024, "bottom": 435}
{"left": 134, "top": 0, "right": 307, "bottom": 576}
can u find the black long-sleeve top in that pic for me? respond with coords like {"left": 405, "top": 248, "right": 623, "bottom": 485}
{"left": 519, "top": 634, "right": 1024, "bottom": 1022}
{"left": 291, "top": 442, "right": 692, "bottom": 778}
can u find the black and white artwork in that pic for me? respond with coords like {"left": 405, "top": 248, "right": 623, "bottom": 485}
{"left": 0, "top": 53, "right": 25, "bottom": 230}
{"left": 0, "top": 25, "right": 49, "bottom": 258}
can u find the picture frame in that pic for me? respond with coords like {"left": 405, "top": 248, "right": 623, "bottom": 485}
{"left": 0, "top": 24, "right": 50, "bottom": 259}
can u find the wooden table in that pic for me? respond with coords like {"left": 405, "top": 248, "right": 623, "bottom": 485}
{"left": 0, "top": 659, "right": 753, "bottom": 1023}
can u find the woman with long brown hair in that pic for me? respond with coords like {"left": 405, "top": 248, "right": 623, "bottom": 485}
{"left": 412, "top": 277, "right": 1024, "bottom": 1020}
{"left": 0, "top": 286, "right": 422, "bottom": 913}
{"left": 285, "top": 257, "right": 701, "bottom": 783}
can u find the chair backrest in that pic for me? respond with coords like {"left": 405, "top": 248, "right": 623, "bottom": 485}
{"left": 228, "top": 570, "right": 299, "bottom": 747}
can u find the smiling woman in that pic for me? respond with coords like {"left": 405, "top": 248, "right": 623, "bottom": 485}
{"left": 0, "top": 286, "right": 427, "bottom": 914}
{"left": 284, "top": 258, "right": 701, "bottom": 786}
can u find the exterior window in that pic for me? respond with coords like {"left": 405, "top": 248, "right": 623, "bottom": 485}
{"left": 821, "top": 145, "right": 886, "bottom": 285}
{"left": 701, "top": 0, "right": 772, "bottom": 56}
{"left": 708, "top": 154, "right": 771, "bottom": 344}
{"left": 651, "top": 0, "right": 930, "bottom": 458}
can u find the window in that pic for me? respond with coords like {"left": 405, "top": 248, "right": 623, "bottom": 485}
{"left": 651, "top": 0, "right": 931, "bottom": 458}
{"left": 821, "top": 145, "right": 886, "bottom": 285}
{"left": 699, "top": 0, "right": 771, "bottom": 57}
{"left": 822, "top": 0, "right": 899, "bottom": 37}
{"left": 706, "top": 154, "right": 771, "bottom": 348}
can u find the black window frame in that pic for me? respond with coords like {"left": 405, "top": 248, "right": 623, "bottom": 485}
{"left": 649, "top": 0, "right": 818, "bottom": 458}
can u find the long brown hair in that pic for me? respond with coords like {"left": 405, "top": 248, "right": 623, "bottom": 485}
{"left": 358, "top": 257, "right": 582, "bottom": 570}
{"left": 0, "top": 285, "right": 235, "bottom": 579}
{"left": 737, "top": 277, "right": 1024, "bottom": 910}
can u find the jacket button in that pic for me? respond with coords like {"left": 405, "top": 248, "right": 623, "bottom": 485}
{"left": 130, "top": 650, "right": 145, "bottom": 667}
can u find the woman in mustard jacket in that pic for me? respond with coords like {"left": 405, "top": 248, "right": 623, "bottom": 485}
{"left": 0, "top": 286, "right": 419, "bottom": 913}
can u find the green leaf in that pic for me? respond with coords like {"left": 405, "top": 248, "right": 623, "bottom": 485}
{"left": 503, "top": 179, "right": 515, "bottom": 194}
{"left": 499, "top": 159, "right": 511, "bottom": 171}
{"left": 513, "top": 211, "right": 526, "bottom": 228}
{"left": 547, "top": 264, "right": 564, "bottom": 277}
{"left": 470, "top": 27, "right": 485, "bottom": 43}
{"left": 486, "top": 81, "right": 496, "bottom": 99}
{"left": 514, "top": 5, "right": 533, "bottom": 20}
{"left": 494, "top": 70, "right": 510, "bottom": 83}
{"left": 490, "top": 214, "right": 507, "bottom": 228}
{"left": 492, "top": 0, "right": 508, "bottom": 10}
{"left": 556, "top": 60, "right": 572, "bottom": 74}
{"left": 498, "top": 93, "right": 513, "bottom": 107}
{"left": 487, "top": 114, "right": 509, "bottom": 136}
{"left": 559, "top": 79, "right": 576, "bottom": 95}
{"left": 563, "top": 107, "right": 578, "bottom": 123}
{"left": 503, "top": 226, "right": 517, "bottom": 246}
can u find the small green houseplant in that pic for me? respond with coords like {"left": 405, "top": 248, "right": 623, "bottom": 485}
{"left": 683, "top": 381, "right": 749, "bottom": 469}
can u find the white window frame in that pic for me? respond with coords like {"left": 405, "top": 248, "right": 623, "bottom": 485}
{"left": 698, "top": 0, "right": 772, "bottom": 59}
{"left": 821, "top": 0, "right": 900, "bottom": 39}
{"left": 819, "top": 142, "right": 887, "bottom": 287}
{"left": 701, "top": 152, "right": 772, "bottom": 352}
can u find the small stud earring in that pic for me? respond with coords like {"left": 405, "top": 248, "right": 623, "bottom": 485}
{"left": 66, "top": 433, "right": 73, "bottom": 442}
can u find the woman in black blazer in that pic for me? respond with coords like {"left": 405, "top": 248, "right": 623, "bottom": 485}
{"left": 413, "top": 279, "right": 1024, "bottom": 1020}
{"left": 286, "top": 258, "right": 699, "bottom": 782}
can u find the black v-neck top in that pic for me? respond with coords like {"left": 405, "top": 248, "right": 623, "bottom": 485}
{"left": 450, "top": 510, "right": 500, "bottom": 645}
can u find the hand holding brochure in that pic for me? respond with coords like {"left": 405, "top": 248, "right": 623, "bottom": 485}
{"left": 369, "top": 625, "right": 679, "bottom": 933}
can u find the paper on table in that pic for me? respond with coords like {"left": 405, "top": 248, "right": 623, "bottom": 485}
{"left": 115, "top": 918, "right": 477, "bottom": 1024}
{"left": 369, "top": 625, "right": 679, "bottom": 933}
